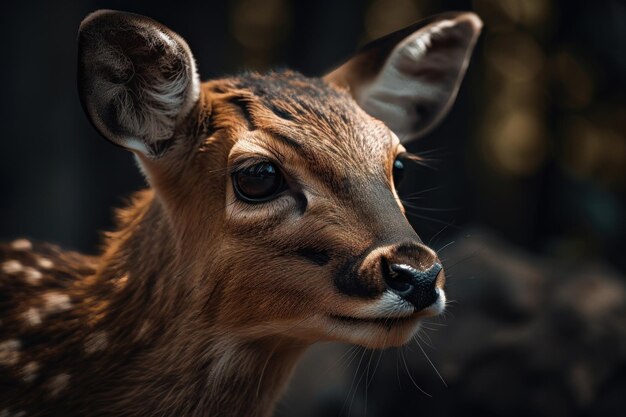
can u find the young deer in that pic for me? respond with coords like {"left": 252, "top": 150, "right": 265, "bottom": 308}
{"left": 0, "top": 10, "right": 481, "bottom": 417}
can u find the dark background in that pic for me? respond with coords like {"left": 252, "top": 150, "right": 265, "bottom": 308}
{"left": 1, "top": 0, "right": 625, "bottom": 416}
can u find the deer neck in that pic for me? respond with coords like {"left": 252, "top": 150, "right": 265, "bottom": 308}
{"left": 76, "top": 190, "right": 306, "bottom": 416}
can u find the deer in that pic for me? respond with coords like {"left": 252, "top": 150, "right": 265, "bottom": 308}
{"left": 0, "top": 9, "right": 481, "bottom": 417}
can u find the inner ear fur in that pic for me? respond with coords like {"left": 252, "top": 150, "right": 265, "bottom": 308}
{"left": 78, "top": 10, "right": 200, "bottom": 157}
{"left": 325, "top": 12, "right": 482, "bottom": 143}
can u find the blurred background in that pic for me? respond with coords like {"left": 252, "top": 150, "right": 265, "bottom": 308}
{"left": 1, "top": 0, "right": 625, "bottom": 416}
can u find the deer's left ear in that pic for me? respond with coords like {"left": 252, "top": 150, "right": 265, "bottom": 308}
{"left": 325, "top": 12, "right": 482, "bottom": 143}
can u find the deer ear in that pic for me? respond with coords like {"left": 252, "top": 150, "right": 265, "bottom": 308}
{"left": 78, "top": 10, "right": 200, "bottom": 157}
{"left": 325, "top": 12, "right": 482, "bottom": 143}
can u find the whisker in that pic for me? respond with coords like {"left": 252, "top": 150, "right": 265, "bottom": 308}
{"left": 399, "top": 186, "right": 441, "bottom": 199}
{"left": 435, "top": 240, "right": 456, "bottom": 253}
{"left": 422, "top": 320, "right": 448, "bottom": 328}
{"left": 409, "top": 147, "right": 450, "bottom": 158}
{"left": 395, "top": 349, "right": 403, "bottom": 390}
{"left": 400, "top": 202, "right": 459, "bottom": 213}
{"left": 416, "top": 338, "right": 447, "bottom": 388}
{"left": 341, "top": 347, "right": 367, "bottom": 417}
{"left": 349, "top": 349, "right": 373, "bottom": 417}
{"left": 418, "top": 325, "right": 438, "bottom": 335}
{"left": 427, "top": 224, "right": 452, "bottom": 248}
{"left": 404, "top": 212, "right": 461, "bottom": 229}
{"left": 400, "top": 347, "right": 431, "bottom": 397}
{"left": 416, "top": 329, "right": 435, "bottom": 347}
{"left": 443, "top": 250, "right": 480, "bottom": 271}
{"left": 328, "top": 345, "right": 360, "bottom": 373}
{"left": 363, "top": 349, "right": 376, "bottom": 417}
{"left": 255, "top": 342, "right": 278, "bottom": 398}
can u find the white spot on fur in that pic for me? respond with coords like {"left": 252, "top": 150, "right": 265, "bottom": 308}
{"left": 11, "top": 239, "right": 32, "bottom": 251}
{"left": 0, "top": 339, "right": 21, "bottom": 366}
{"left": 23, "top": 307, "right": 42, "bottom": 326}
{"left": 47, "top": 373, "right": 70, "bottom": 397}
{"left": 84, "top": 331, "right": 109, "bottom": 354}
{"left": 2, "top": 260, "right": 23, "bottom": 274}
{"left": 114, "top": 274, "right": 128, "bottom": 289}
{"left": 37, "top": 257, "right": 54, "bottom": 269}
{"left": 22, "top": 361, "right": 39, "bottom": 383}
{"left": 23, "top": 267, "right": 43, "bottom": 285}
{"left": 42, "top": 292, "right": 72, "bottom": 314}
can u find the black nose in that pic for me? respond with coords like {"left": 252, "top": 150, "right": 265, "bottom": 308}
{"left": 383, "top": 262, "right": 442, "bottom": 311}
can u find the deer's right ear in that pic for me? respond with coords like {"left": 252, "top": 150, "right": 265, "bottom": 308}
{"left": 78, "top": 10, "right": 200, "bottom": 157}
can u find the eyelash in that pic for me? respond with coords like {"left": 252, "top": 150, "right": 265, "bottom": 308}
{"left": 229, "top": 157, "right": 274, "bottom": 175}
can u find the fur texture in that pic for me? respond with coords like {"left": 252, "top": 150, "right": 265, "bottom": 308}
{"left": 0, "top": 10, "right": 482, "bottom": 416}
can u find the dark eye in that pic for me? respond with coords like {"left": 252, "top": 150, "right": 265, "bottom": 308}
{"left": 392, "top": 156, "right": 405, "bottom": 188}
{"left": 232, "top": 162, "right": 285, "bottom": 203}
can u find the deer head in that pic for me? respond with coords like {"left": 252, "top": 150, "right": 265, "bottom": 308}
{"left": 78, "top": 9, "right": 480, "bottom": 349}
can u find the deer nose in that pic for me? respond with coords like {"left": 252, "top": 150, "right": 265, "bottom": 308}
{"left": 383, "top": 261, "right": 442, "bottom": 311}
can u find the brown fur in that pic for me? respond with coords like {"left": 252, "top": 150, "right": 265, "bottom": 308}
{"left": 0, "top": 7, "right": 485, "bottom": 415}
{"left": 0, "top": 71, "right": 442, "bottom": 417}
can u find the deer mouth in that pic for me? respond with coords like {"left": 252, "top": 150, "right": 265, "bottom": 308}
{"left": 329, "top": 312, "right": 418, "bottom": 328}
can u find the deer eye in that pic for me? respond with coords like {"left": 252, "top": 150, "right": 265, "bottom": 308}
{"left": 232, "top": 162, "right": 285, "bottom": 203}
{"left": 392, "top": 156, "right": 405, "bottom": 188}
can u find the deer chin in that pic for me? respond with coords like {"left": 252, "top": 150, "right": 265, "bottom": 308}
{"left": 323, "top": 313, "right": 423, "bottom": 348}
{"left": 322, "top": 289, "right": 447, "bottom": 348}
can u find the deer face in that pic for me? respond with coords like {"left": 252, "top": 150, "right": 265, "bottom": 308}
{"left": 78, "top": 11, "right": 481, "bottom": 348}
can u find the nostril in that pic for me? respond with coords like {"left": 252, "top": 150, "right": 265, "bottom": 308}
{"left": 385, "top": 262, "right": 443, "bottom": 311}
{"left": 389, "top": 280, "right": 413, "bottom": 295}
{"left": 386, "top": 272, "right": 414, "bottom": 296}
{"left": 382, "top": 260, "right": 414, "bottom": 297}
